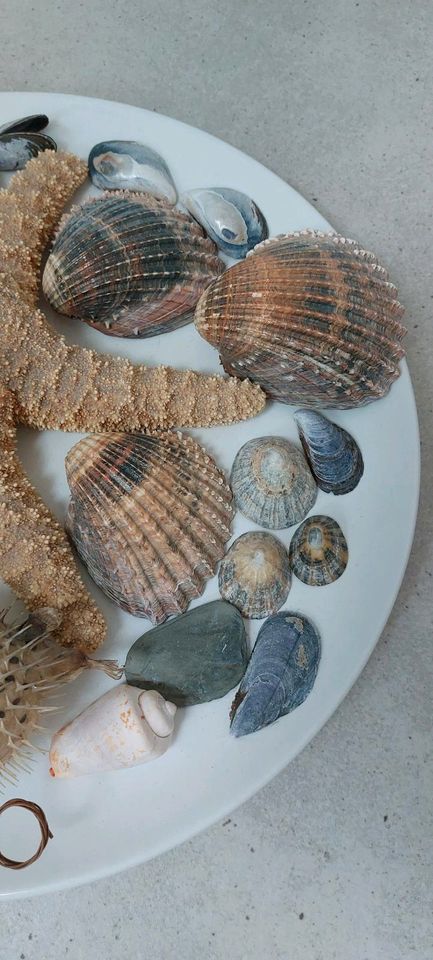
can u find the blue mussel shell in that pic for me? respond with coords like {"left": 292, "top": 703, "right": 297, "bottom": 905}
{"left": 230, "top": 612, "right": 321, "bottom": 737}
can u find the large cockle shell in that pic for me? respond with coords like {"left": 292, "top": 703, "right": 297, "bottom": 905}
{"left": 88, "top": 140, "right": 178, "bottom": 201}
{"left": 230, "top": 436, "right": 317, "bottom": 528}
{"left": 181, "top": 187, "right": 268, "bottom": 259}
{"left": 65, "top": 432, "right": 234, "bottom": 624}
{"left": 230, "top": 612, "right": 321, "bottom": 737}
{"left": 289, "top": 515, "right": 348, "bottom": 586}
{"left": 49, "top": 685, "right": 176, "bottom": 778}
{"left": 218, "top": 531, "right": 291, "bottom": 619}
{"left": 0, "top": 132, "right": 56, "bottom": 171}
{"left": 42, "top": 193, "right": 222, "bottom": 338}
{"left": 294, "top": 409, "right": 364, "bottom": 494}
{"left": 125, "top": 600, "right": 248, "bottom": 706}
{"left": 0, "top": 604, "right": 121, "bottom": 788}
{"left": 195, "top": 231, "right": 406, "bottom": 408}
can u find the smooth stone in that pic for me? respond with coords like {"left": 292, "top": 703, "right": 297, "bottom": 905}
{"left": 124, "top": 599, "right": 248, "bottom": 706}
{"left": 230, "top": 611, "right": 321, "bottom": 737}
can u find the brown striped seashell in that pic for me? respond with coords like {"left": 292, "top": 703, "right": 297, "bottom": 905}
{"left": 195, "top": 230, "right": 407, "bottom": 408}
{"left": 42, "top": 192, "right": 223, "bottom": 338}
{"left": 65, "top": 432, "right": 234, "bottom": 624}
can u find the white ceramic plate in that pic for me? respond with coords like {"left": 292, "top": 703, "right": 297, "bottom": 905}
{"left": 0, "top": 92, "right": 419, "bottom": 899}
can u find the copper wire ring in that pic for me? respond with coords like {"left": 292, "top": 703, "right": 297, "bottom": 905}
{"left": 0, "top": 798, "right": 53, "bottom": 870}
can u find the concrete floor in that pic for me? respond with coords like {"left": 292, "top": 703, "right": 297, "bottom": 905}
{"left": 0, "top": 1, "right": 432, "bottom": 958}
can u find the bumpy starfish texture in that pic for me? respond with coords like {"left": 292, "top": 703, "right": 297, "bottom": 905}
{"left": 0, "top": 387, "right": 105, "bottom": 653}
{"left": 0, "top": 152, "right": 265, "bottom": 652}
{"left": 0, "top": 151, "right": 265, "bottom": 431}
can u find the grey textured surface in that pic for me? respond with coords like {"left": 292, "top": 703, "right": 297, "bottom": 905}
{"left": 0, "top": 1, "right": 432, "bottom": 958}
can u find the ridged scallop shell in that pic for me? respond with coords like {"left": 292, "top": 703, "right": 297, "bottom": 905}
{"left": 181, "top": 187, "right": 268, "bottom": 259}
{"left": 195, "top": 231, "right": 406, "bottom": 408}
{"left": 43, "top": 193, "right": 223, "bottom": 338}
{"left": 65, "top": 432, "right": 234, "bottom": 624}
{"left": 230, "top": 612, "right": 321, "bottom": 737}
{"left": 294, "top": 409, "right": 364, "bottom": 494}
{"left": 218, "top": 531, "right": 291, "bottom": 619}
{"left": 230, "top": 437, "right": 317, "bottom": 528}
{"left": 289, "top": 515, "right": 348, "bottom": 586}
{"left": 88, "top": 141, "right": 177, "bottom": 201}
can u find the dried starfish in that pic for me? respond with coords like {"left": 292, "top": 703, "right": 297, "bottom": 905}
{"left": 0, "top": 152, "right": 265, "bottom": 651}
{"left": 0, "top": 151, "right": 265, "bottom": 432}
{"left": 0, "top": 387, "right": 105, "bottom": 651}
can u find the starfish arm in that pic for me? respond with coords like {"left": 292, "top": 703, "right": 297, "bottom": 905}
{"left": 0, "top": 150, "right": 265, "bottom": 430}
{"left": 0, "top": 387, "right": 106, "bottom": 653}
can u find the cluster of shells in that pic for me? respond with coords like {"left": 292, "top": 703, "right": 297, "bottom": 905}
{"left": 0, "top": 122, "right": 408, "bottom": 785}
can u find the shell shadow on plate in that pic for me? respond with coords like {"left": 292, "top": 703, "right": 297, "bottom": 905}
{"left": 289, "top": 515, "right": 348, "bottom": 586}
{"left": 230, "top": 612, "right": 321, "bottom": 737}
{"left": 230, "top": 436, "right": 317, "bottom": 528}
{"left": 88, "top": 140, "right": 178, "bottom": 201}
{"left": 42, "top": 192, "right": 223, "bottom": 338}
{"left": 218, "top": 531, "right": 291, "bottom": 619}
{"left": 294, "top": 408, "right": 363, "bottom": 494}
{"left": 65, "top": 431, "right": 234, "bottom": 624}
{"left": 181, "top": 187, "right": 268, "bottom": 259}
{"left": 195, "top": 230, "right": 407, "bottom": 408}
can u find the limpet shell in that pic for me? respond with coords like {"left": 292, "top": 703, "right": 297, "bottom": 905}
{"left": 289, "top": 515, "right": 348, "bottom": 586}
{"left": 65, "top": 431, "right": 234, "bottom": 624}
{"left": 88, "top": 140, "right": 177, "bottom": 202}
{"left": 42, "top": 193, "right": 222, "bottom": 338}
{"left": 181, "top": 187, "right": 268, "bottom": 259}
{"left": 218, "top": 531, "right": 291, "bottom": 619}
{"left": 195, "top": 230, "right": 406, "bottom": 408}
{"left": 230, "top": 436, "right": 317, "bottom": 528}
{"left": 294, "top": 408, "right": 364, "bottom": 494}
{"left": 230, "top": 612, "right": 321, "bottom": 737}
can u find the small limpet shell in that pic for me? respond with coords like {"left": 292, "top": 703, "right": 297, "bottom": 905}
{"left": 88, "top": 140, "right": 177, "bottom": 202}
{"left": 230, "top": 611, "right": 321, "bottom": 737}
{"left": 181, "top": 187, "right": 268, "bottom": 259}
{"left": 289, "top": 515, "right": 348, "bottom": 586}
{"left": 218, "top": 531, "right": 291, "bottom": 619}
{"left": 294, "top": 409, "right": 364, "bottom": 495}
{"left": 230, "top": 436, "right": 317, "bottom": 528}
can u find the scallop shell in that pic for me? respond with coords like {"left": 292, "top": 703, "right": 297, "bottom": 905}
{"left": 230, "top": 612, "right": 321, "bottom": 737}
{"left": 195, "top": 230, "right": 406, "bottom": 408}
{"left": 230, "top": 436, "right": 317, "bottom": 528}
{"left": 294, "top": 409, "right": 364, "bottom": 494}
{"left": 42, "top": 193, "right": 223, "bottom": 338}
{"left": 289, "top": 515, "right": 348, "bottom": 586}
{"left": 0, "top": 132, "right": 56, "bottom": 171}
{"left": 88, "top": 140, "right": 177, "bottom": 202}
{"left": 181, "top": 187, "right": 268, "bottom": 258}
{"left": 65, "top": 432, "right": 234, "bottom": 624}
{"left": 49, "top": 685, "right": 176, "bottom": 778}
{"left": 218, "top": 531, "right": 291, "bottom": 619}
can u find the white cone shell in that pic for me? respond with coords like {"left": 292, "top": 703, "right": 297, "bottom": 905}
{"left": 49, "top": 684, "right": 176, "bottom": 778}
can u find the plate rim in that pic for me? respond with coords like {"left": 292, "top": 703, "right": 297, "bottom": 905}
{"left": 0, "top": 90, "right": 420, "bottom": 899}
